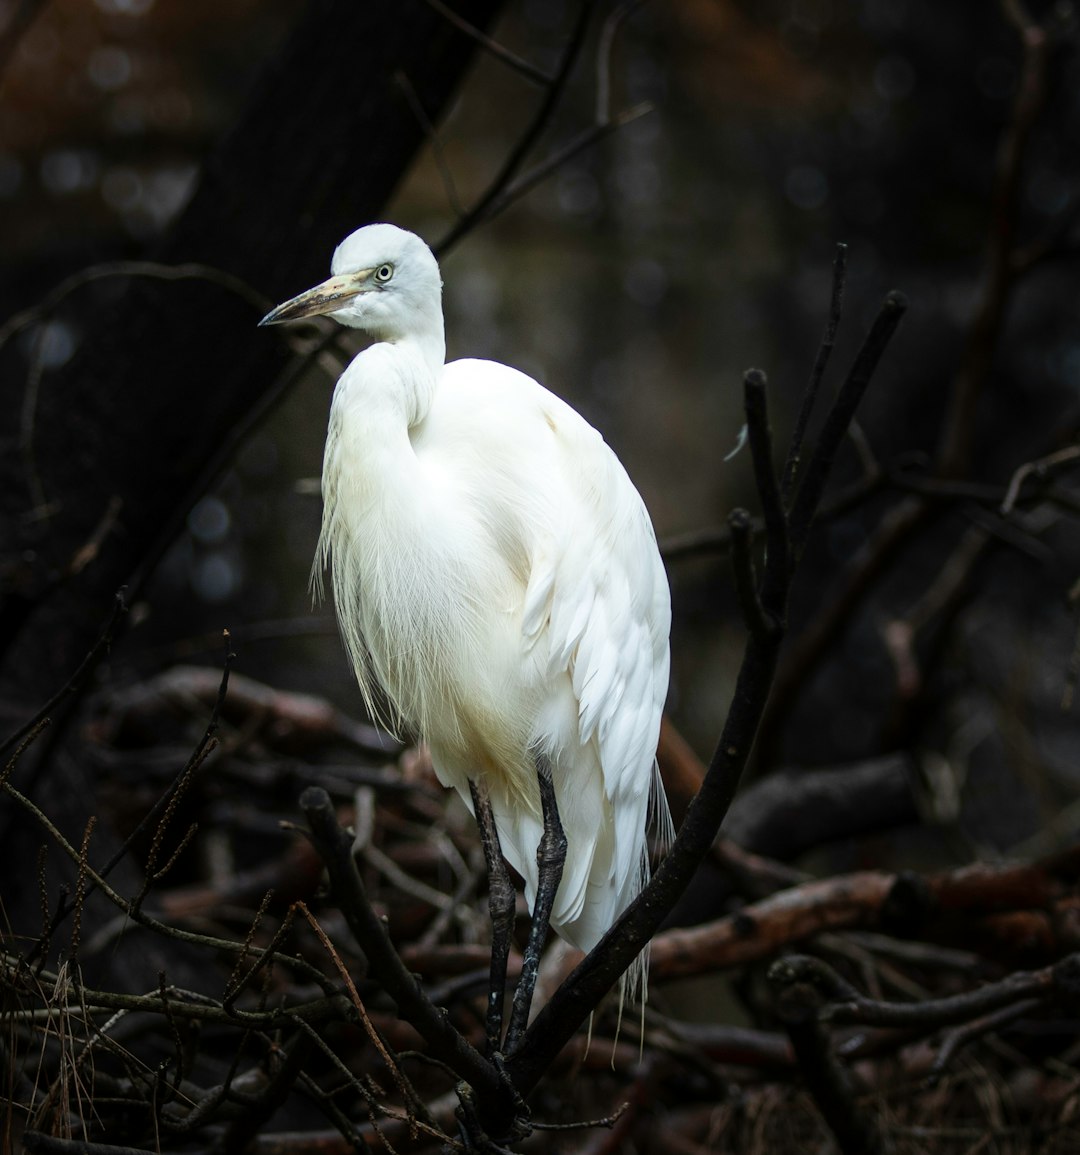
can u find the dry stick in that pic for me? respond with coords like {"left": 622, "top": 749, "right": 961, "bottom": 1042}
{"left": 771, "top": 951, "right": 1071, "bottom": 1032}
{"left": 394, "top": 70, "right": 465, "bottom": 219}
{"left": 286, "top": 1019, "right": 383, "bottom": 1150}
{"left": 3, "top": 957, "right": 353, "bottom": 1028}
{"left": 595, "top": 0, "right": 646, "bottom": 123}
{"left": 3, "top": 777, "right": 339, "bottom": 997}
{"left": 223, "top": 889, "right": 280, "bottom": 1012}
{"left": 298, "top": 786, "right": 520, "bottom": 1138}
{"left": 659, "top": 461, "right": 885, "bottom": 565}
{"left": 474, "top": 101, "right": 651, "bottom": 228}
{"left": 999, "top": 444, "right": 1080, "bottom": 515}
{"left": 928, "top": 996, "right": 1042, "bottom": 1085}
{"left": 294, "top": 899, "right": 431, "bottom": 1131}
{"left": 25, "top": 633, "right": 236, "bottom": 963}
{"left": 508, "top": 293, "right": 907, "bottom": 1099}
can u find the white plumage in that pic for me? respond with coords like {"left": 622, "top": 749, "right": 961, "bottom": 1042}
{"left": 263, "top": 224, "right": 671, "bottom": 986}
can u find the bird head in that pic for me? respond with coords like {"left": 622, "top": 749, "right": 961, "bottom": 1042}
{"left": 259, "top": 223, "right": 443, "bottom": 342}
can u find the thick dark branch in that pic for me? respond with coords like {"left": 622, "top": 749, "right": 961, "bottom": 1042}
{"left": 781, "top": 243, "right": 848, "bottom": 503}
{"left": 508, "top": 630, "right": 785, "bottom": 1092}
{"left": 742, "top": 369, "right": 788, "bottom": 612}
{"left": 727, "top": 508, "right": 776, "bottom": 644}
{"left": 769, "top": 951, "right": 1072, "bottom": 1035}
{"left": 788, "top": 291, "right": 908, "bottom": 560}
{"left": 770, "top": 959, "right": 885, "bottom": 1155}
{"left": 220, "top": 1030, "right": 318, "bottom": 1152}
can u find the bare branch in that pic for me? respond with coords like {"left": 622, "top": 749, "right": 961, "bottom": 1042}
{"left": 770, "top": 958, "right": 885, "bottom": 1155}
{"left": 421, "top": 0, "right": 552, "bottom": 85}
{"left": 436, "top": 0, "right": 598, "bottom": 255}
{"left": 781, "top": 243, "right": 849, "bottom": 503}
{"left": 788, "top": 291, "right": 908, "bottom": 560}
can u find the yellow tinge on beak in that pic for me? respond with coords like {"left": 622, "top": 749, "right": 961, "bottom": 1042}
{"left": 258, "top": 270, "right": 374, "bottom": 326}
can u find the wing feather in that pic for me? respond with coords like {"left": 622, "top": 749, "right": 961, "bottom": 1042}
{"left": 427, "top": 359, "right": 671, "bottom": 969}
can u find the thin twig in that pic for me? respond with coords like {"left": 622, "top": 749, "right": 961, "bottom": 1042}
{"left": 928, "top": 996, "right": 1042, "bottom": 1084}
{"left": 0, "top": 589, "right": 128, "bottom": 762}
{"left": 421, "top": 0, "right": 551, "bottom": 85}
{"left": 999, "top": 444, "right": 1080, "bottom": 515}
{"left": 3, "top": 774, "right": 338, "bottom": 994}
{"left": 394, "top": 71, "right": 465, "bottom": 218}
{"left": 436, "top": 0, "right": 598, "bottom": 255}
{"left": 27, "top": 632, "right": 236, "bottom": 959}
{"left": 595, "top": 0, "right": 646, "bottom": 124}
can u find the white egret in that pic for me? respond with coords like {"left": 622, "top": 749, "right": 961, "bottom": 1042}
{"left": 261, "top": 224, "right": 671, "bottom": 1053}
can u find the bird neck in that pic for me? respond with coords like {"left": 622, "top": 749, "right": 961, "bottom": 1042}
{"left": 333, "top": 334, "right": 442, "bottom": 442}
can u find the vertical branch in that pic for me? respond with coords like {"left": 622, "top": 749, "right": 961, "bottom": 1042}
{"left": 728, "top": 509, "right": 776, "bottom": 643}
{"left": 788, "top": 292, "right": 908, "bottom": 561}
{"left": 743, "top": 369, "right": 789, "bottom": 612}
{"left": 769, "top": 958, "right": 884, "bottom": 1155}
{"left": 781, "top": 243, "right": 848, "bottom": 504}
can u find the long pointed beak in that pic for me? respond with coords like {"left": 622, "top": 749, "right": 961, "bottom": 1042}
{"left": 258, "top": 270, "right": 373, "bottom": 326}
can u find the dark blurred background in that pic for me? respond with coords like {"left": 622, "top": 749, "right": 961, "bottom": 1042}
{"left": 2, "top": 0, "right": 1078, "bottom": 876}
{"left": 4, "top": 4, "right": 1080, "bottom": 1149}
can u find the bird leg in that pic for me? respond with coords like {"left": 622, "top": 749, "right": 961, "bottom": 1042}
{"left": 504, "top": 754, "right": 566, "bottom": 1055}
{"left": 469, "top": 779, "right": 516, "bottom": 1057}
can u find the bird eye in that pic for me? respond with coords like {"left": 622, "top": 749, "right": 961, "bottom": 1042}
{"left": 374, "top": 263, "right": 394, "bottom": 284}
